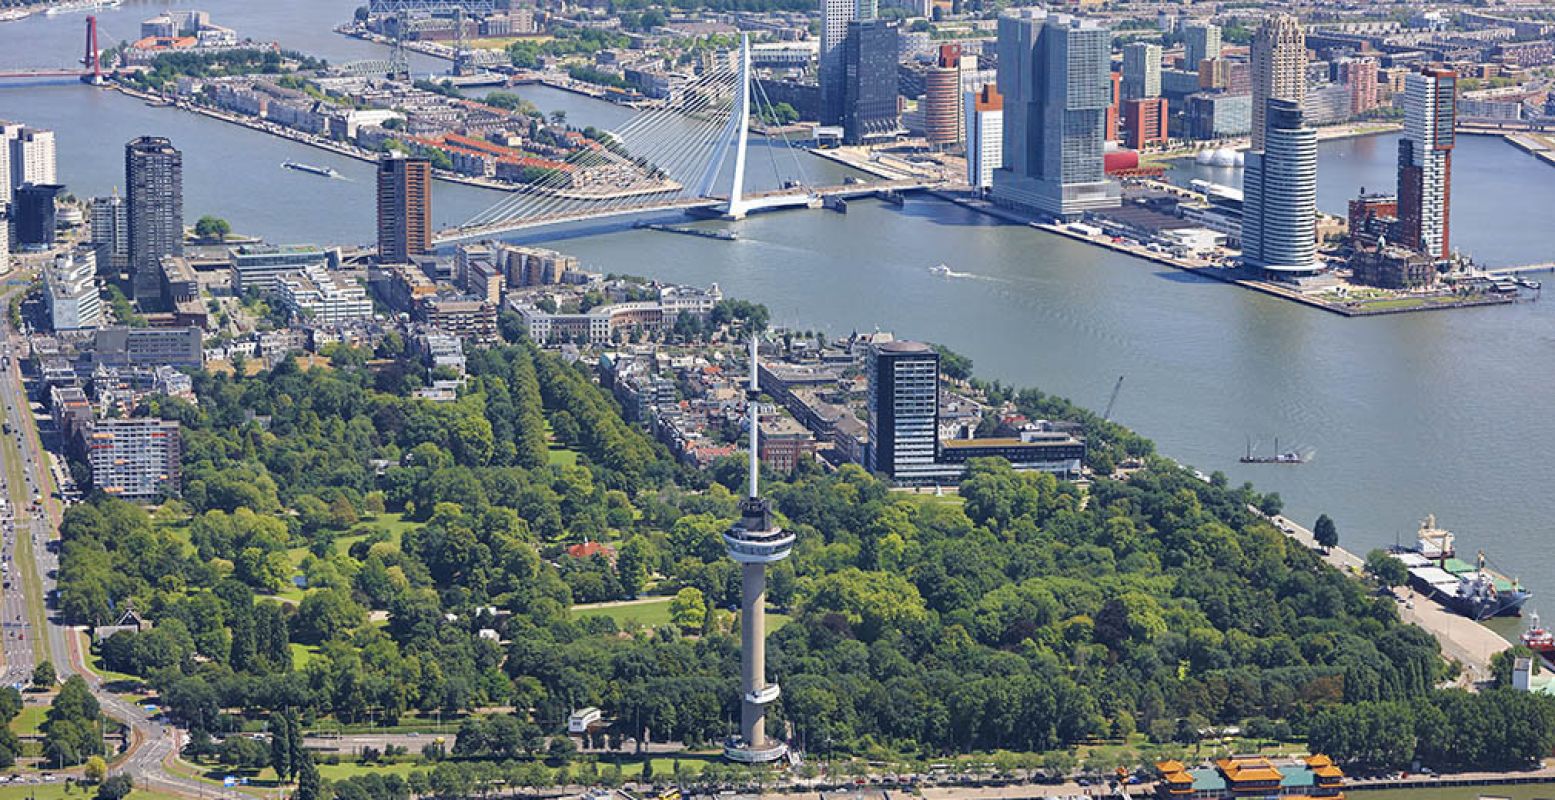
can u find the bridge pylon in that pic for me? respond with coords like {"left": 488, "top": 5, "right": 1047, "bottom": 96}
{"left": 694, "top": 35, "right": 756, "bottom": 219}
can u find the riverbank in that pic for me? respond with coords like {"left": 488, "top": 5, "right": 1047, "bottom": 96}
{"left": 1266, "top": 511, "right": 1509, "bottom": 683}
{"left": 108, "top": 81, "right": 518, "bottom": 195}
{"left": 926, "top": 190, "right": 1521, "bottom": 318}
{"left": 1490, "top": 129, "right": 1555, "bottom": 169}
{"left": 1153, "top": 120, "right": 1405, "bottom": 161}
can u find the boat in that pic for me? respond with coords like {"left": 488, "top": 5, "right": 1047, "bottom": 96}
{"left": 1389, "top": 515, "right": 1531, "bottom": 620}
{"left": 1522, "top": 611, "right": 1555, "bottom": 654}
{"left": 282, "top": 161, "right": 342, "bottom": 179}
{"left": 1239, "top": 436, "right": 1307, "bottom": 464}
{"left": 929, "top": 264, "right": 953, "bottom": 277}
{"left": 45, "top": 0, "right": 120, "bottom": 15}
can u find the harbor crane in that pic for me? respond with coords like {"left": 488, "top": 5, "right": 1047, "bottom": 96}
{"left": 1103, "top": 375, "right": 1124, "bottom": 422}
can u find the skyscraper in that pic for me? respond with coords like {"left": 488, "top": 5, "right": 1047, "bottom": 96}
{"left": 377, "top": 154, "right": 432, "bottom": 264}
{"left": 1242, "top": 98, "right": 1318, "bottom": 272}
{"left": 1121, "top": 42, "right": 1162, "bottom": 100}
{"left": 44, "top": 247, "right": 103, "bottom": 332}
{"left": 0, "top": 121, "right": 20, "bottom": 209}
{"left": 992, "top": 8, "right": 1119, "bottom": 219}
{"left": 819, "top": 0, "right": 876, "bottom": 126}
{"left": 841, "top": 19, "right": 900, "bottom": 145}
{"left": 1250, "top": 14, "right": 1305, "bottom": 151}
{"left": 1397, "top": 66, "right": 1455, "bottom": 260}
{"left": 965, "top": 84, "right": 1004, "bottom": 190}
{"left": 1184, "top": 22, "right": 1222, "bottom": 71}
{"left": 866, "top": 340, "right": 939, "bottom": 481}
{"left": 721, "top": 339, "right": 793, "bottom": 765}
{"left": 125, "top": 137, "right": 184, "bottom": 305}
{"left": 90, "top": 191, "right": 130, "bottom": 274}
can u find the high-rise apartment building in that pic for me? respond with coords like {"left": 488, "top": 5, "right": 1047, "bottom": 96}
{"left": 1122, "top": 97, "right": 1169, "bottom": 150}
{"left": 924, "top": 45, "right": 963, "bottom": 149}
{"left": 992, "top": 8, "right": 1119, "bottom": 219}
{"left": 1250, "top": 14, "right": 1306, "bottom": 151}
{"left": 90, "top": 191, "right": 130, "bottom": 274}
{"left": 819, "top": 0, "right": 877, "bottom": 126}
{"left": 125, "top": 137, "right": 184, "bottom": 305}
{"left": 44, "top": 247, "right": 103, "bottom": 332}
{"left": 8, "top": 128, "right": 56, "bottom": 200}
{"left": 377, "top": 154, "right": 432, "bottom": 264}
{"left": 1242, "top": 98, "right": 1318, "bottom": 272}
{"left": 1184, "top": 22, "right": 1222, "bottom": 71}
{"left": 842, "top": 19, "right": 900, "bottom": 145}
{"left": 866, "top": 340, "right": 939, "bottom": 481}
{"left": 82, "top": 417, "right": 182, "bottom": 501}
{"left": 965, "top": 85, "right": 1004, "bottom": 190}
{"left": 1122, "top": 42, "right": 1162, "bottom": 100}
{"left": 1336, "top": 57, "right": 1379, "bottom": 116}
{"left": 1397, "top": 66, "right": 1455, "bottom": 260}
{"left": 0, "top": 121, "right": 20, "bottom": 208}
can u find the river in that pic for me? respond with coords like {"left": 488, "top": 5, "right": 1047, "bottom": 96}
{"left": 4, "top": 1, "right": 1555, "bottom": 633}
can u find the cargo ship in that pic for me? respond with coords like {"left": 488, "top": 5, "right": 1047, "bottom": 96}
{"left": 1390, "top": 515, "right": 1530, "bottom": 620}
{"left": 282, "top": 161, "right": 343, "bottom": 179}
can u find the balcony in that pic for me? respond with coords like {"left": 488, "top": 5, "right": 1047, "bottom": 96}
{"left": 745, "top": 683, "right": 781, "bottom": 705}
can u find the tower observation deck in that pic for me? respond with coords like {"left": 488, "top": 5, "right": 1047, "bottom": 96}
{"left": 722, "top": 338, "right": 794, "bottom": 764}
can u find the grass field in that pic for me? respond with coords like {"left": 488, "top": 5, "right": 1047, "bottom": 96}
{"left": 0, "top": 786, "right": 186, "bottom": 800}
{"left": 573, "top": 597, "right": 792, "bottom": 632}
{"left": 573, "top": 596, "right": 673, "bottom": 627}
{"left": 289, "top": 643, "right": 320, "bottom": 669}
{"left": 10, "top": 704, "right": 45, "bottom": 737}
{"left": 897, "top": 491, "right": 966, "bottom": 508}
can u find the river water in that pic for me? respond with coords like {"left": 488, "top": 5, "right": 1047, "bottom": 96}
{"left": 4, "top": 1, "right": 1555, "bottom": 626}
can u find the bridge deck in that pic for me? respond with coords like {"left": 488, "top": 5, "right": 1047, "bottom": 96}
{"left": 433, "top": 179, "right": 935, "bottom": 245}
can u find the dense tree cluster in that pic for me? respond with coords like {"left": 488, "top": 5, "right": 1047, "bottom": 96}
{"left": 53, "top": 337, "right": 1484, "bottom": 766}
{"left": 1308, "top": 690, "right": 1555, "bottom": 772}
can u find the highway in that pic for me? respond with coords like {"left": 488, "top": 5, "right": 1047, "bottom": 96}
{"left": 0, "top": 280, "right": 215, "bottom": 797}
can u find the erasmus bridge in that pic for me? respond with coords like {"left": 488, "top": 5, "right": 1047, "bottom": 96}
{"left": 432, "top": 35, "right": 937, "bottom": 246}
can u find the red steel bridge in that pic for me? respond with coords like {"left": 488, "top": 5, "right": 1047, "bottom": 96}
{"left": 0, "top": 15, "right": 108, "bottom": 83}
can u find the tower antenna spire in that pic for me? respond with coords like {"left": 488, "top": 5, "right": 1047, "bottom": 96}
{"left": 747, "top": 336, "right": 760, "bottom": 501}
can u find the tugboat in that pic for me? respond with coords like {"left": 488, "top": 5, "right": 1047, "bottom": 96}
{"left": 282, "top": 161, "right": 343, "bottom": 179}
{"left": 1522, "top": 610, "right": 1555, "bottom": 654}
{"left": 929, "top": 264, "right": 953, "bottom": 277}
{"left": 1239, "top": 436, "right": 1308, "bottom": 464}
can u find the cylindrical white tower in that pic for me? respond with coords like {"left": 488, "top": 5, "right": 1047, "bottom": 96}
{"left": 722, "top": 338, "right": 793, "bottom": 764}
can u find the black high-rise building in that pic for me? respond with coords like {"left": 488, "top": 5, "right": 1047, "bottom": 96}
{"left": 14, "top": 184, "right": 63, "bottom": 249}
{"left": 842, "top": 19, "right": 900, "bottom": 146}
{"left": 125, "top": 137, "right": 183, "bottom": 306}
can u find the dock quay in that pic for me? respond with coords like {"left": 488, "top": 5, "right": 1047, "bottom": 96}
{"left": 1262, "top": 511, "right": 1509, "bottom": 683}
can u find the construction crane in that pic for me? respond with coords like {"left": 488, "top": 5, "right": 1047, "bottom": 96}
{"left": 1103, "top": 375, "right": 1124, "bottom": 421}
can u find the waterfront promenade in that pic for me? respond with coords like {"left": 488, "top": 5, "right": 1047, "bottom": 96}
{"left": 1265, "top": 512, "right": 1509, "bottom": 683}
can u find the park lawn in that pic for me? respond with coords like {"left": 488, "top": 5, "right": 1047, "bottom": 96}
{"left": 289, "top": 643, "right": 320, "bottom": 669}
{"left": 574, "top": 598, "right": 792, "bottom": 632}
{"left": 0, "top": 787, "right": 185, "bottom": 800}
{"left": 897, "top": 492, "right": 966, "bottom": 508}
{"left": 543, "top": 420, "right": 582, "bottom": 467}
{"left": 82, "top": 642, "right": 146, "bottom": 689}
{"left": 317, "top": 761, "right": 423, "bottom": 781}
{"left": 10, "top": 704, "right": 46, "bottom": 737}
{"left": 574, "top": 597, "right": 672, "bottom": 627}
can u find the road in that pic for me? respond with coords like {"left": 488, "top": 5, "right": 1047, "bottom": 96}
{"left": 0, "top": 280, "right": 217, "bottom": 798}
